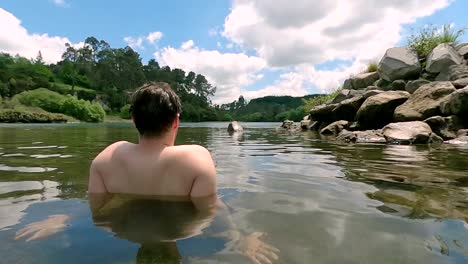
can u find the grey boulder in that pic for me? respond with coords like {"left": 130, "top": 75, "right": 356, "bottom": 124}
{"left": 452, "top": 78, "right": 468, "bottom": 89}
{"left": 457, "top": 43, "right": 468, "bottom": 59}
{"left": 440, "top": 87, "right": 468, "bottom": 116}
{"left": 383, "top": 121, "right": 443, "bottom": 144}
{"left": 406, "top": 79, "right": 430, "bottom": 94}
{"left": 336, "top": 129, "right": 386, "bottom": 144}
{"left": 320, "top": 120, "right": 349, "bottom": 135}
{"left": 424, "top": 115, "right": 465, "bottom": 140}
{"left": 378, "top": 47, "right": 421, "bottom": 82}
{"left": 228, "top": 121, "right": 244, "bottom": 132}
{"left": 426, "top": 43, "right": 463, "bottom": 73}
{"left": 356, "top": 91, "right": 410, "bottom": 129}
{"left": 436, "top": 64, "right": 468, "bottom": 81}
{"left": 394, "top": 82, "right": 456, "bottom": 121}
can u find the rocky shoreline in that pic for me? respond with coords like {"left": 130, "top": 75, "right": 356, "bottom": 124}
{"left": 285, "top": 43, "right": 468, "bottom": 145}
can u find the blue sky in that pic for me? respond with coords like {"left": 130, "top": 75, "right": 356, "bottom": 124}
{"left": 1, "top": 0, "right": 467, "bottom": 103}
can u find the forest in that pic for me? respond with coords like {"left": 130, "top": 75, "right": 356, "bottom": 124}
{"left": 0, "top": 37, "right": 317, "bottom": 123}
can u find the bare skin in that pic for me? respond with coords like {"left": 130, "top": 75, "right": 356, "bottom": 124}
{"left": 88, "top": 116, "right": 217, "bottom": 198}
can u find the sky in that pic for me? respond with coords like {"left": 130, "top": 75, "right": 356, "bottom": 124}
{"left": 0, "top": 0, "right": 467, "bottom": 104}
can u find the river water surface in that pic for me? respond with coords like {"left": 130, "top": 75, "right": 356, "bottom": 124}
{"left": 0, "top": 122, "right": 467, "bottom": 264}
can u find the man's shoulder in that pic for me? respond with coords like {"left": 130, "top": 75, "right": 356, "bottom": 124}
{"left": 168, "top": 144, "right": 210, "bottom": 156}
{"left": 165, "top": 145, "right": 214, "bottom": 171}
{"left": 92, "top": 141, "right": 132, "bottom": 165}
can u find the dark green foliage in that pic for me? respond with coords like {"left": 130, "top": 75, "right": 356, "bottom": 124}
{"left": 0, "top": 109, "right": 68, "bottom": 123}
{"left": 49, "top": 82, "right": 97, "bottom": 101}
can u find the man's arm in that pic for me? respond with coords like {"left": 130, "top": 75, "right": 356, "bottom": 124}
{"left": 189, "top": 146, "right": 217, "bottom": 197}
{"left": 88, "top": 160, "right": 108, "bottom": 194}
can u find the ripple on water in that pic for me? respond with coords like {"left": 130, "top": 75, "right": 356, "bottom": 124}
{"left": 0, "top": 164, "right": 57, "bottom": 173}
{"left": 2, "top": 153, "right": 26, "bottom": 157}
{"left": 17, "top": 145, "right": 58, "bottom": 150}
{"left": 30, "top": 154, "right": 73, "bottom": 159}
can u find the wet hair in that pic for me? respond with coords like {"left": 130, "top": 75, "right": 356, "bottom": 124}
{"left": 130, "top": 82, "right": 182, "bottom": 137}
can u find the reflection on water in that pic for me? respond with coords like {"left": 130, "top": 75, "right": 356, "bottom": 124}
{"left": 0, "top": 123, "right": 467, "bottom": 263}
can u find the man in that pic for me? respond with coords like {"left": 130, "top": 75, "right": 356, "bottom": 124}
{"left": 88, "top": 82, "right": 217, "bottom": 197}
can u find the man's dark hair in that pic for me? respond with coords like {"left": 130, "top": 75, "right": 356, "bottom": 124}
{"left": 130, "top": 82, "right": 182, "bottom": 137}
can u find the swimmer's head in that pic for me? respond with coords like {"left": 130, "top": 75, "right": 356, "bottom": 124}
{"left": 130, "top": 82, "right": 182, "bottom": 138}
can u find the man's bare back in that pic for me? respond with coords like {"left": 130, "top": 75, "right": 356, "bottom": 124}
{"left": 89, "top": 140, "right": 216, "bottom": 197}
{"left": 88, "top": 82, "right": 217, "bottom": 198}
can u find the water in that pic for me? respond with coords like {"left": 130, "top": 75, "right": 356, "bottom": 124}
{"left": 0, "top": 122, "right": 467, "bottom": 264}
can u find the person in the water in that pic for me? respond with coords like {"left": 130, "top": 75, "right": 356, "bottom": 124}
{"left": 89, "top": 82, "right": 216, "bottom": 197}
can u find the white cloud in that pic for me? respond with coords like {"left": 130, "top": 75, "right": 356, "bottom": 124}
{"left": 123, "top": 36, "right": 144, "bottom": 50}
{"left": 242, "top": 71, "right": 309, "bottom": 99}
{"left": 155, "top": 41, "right": 266, "bottom": 104}
{"left": 146, "top": 31, "right": 163, "bottom": 44}
{"left": 0, "top": 8, "right": 77, "bottom": 63}
{"left": 222, "top": 0, "right": 452, "bottom": 96}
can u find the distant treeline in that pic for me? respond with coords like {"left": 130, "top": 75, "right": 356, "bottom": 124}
{"left": 0, "top": 36, "right": 320, "bottom": 122}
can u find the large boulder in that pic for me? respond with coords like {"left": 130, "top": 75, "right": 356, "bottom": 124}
{"left": 440, "top": 87, "right": 468, "bottom": 116}
{"left": 320, "top": 120, "right": 349, "bottom": 135}
{"left": 331, "top": 89, "right": 364, "bottom": 103}
{"left": 309, "top": 103, "right": 336, "bottom": 121}
{"left": 344, "top": 72, "right": 380, "bottom": 90}
{"left": 378, "top": 47, "right": 421, "bottom": 82}
{"left": 300, "top": 119, "right": 311, "bottom": 130}
{"left": 427, "top": 43, "right": 463, "bottom": 73}
{"left": 356, "top": 91, "right": 410, "bottom": 129}
{"left": 424, "top": 115, "right": 465, "bottom": 140}
{"left": 391, "top": 80, "right": 407, "bottom": 91}
{"left": 456, "top": 43, "right": 468, "bottom": 59}
{"left": 336, "top": 129, "right": 386, "bottom": 143}
{"left": 406, "top": 79, "right": 430, "bottom": 94}
{"left": 228, "top": 121, "right": 243, "bottom": 133}
{"left": 445, "top": 136, "right": 468, "bottom": 145}
{"left": 394, "top": 82, "right": 456, "bottom": 121}
{"left": 383, "top": 121, "right": 443, "bottom": 144}
{"left": 331, "top": 95, "right": 366, "bottom": 121}
{"left": 436, "top": 64, "right": 468, "bottom": 81}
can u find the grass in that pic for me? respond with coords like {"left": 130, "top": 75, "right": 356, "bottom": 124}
{"left": 407, "top": 24, "right": 467, "bottom": 58}
{"left": 366, "top": 62, "right": 378, "bottom": 73}
{"left": 302, "top": 89, "right": 342, "bottom": 111}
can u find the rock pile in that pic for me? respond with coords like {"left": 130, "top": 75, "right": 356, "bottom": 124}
{"left": 303, "top": 43, "right": 468, "bottom": 145}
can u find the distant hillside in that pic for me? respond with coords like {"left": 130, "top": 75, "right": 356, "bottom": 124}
{"left": 219, "top": 94, "right": 321, "bottom": 122}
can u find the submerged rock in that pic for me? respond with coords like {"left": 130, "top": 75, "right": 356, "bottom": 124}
{"left": 445, "top": 136, "right": 468, "bottom": 145}
{"left": 440, "top": 87, "right": 468, "bottom": 116}
{"left": 228, "top": 121, "right": 244, "bottom": 133}
{"left": 320, "top": 120, "right": 349, "bottom": 135}
{"left": 424, "top": 115, "right": 465, "bottom": 140}
{"left": 280, "top": 120, "right": 295, "bottom": 129}
{"left": 426, "top": 43, "right": 463, "bottom": 73}
{"left": 336, "top": 129, "right": 386, "bottom": 144}
{"left": 382, "top": 121, "right": 443, "bottom": 144}
{"left": 406, "top": 79, "right": 430, "bottom": 94}
{"left": 378, "top": 47, "right": 421, "bottom": 82}
{"left": 356, "top": 91, "right": 410, "bottom": 129}
{"left": 394, "top": 82, "right": 456, "bottom": 121}
{"left": 300, "top": 119, "right": 311, "bottom": 130}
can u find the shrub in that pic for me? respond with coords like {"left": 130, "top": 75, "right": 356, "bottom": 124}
{"left": 0, "top": 109, "right": 68, "bottom": 123}
{"left": 407, "top": 24, "right": 467, "bottom": 58}
{"left": 120, "top": 104, "right": 132, "bottom": 119}
{"left": 14, "top": 88, "right": 105, "bottom": 122}
{"left": 367, "top": 62, "right": 378, "bottom": 73}
{"left": 303, "top": 89, "right": 341, "bottom": 111}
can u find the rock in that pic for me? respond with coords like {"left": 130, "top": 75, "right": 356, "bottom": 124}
{"left": 331, "top": 89, "right": 351, "bottom": 103}
{"left": 320, "top": 120, "right": 349, "bottom": 135}
{"left": 436, "top": 65, "right": 468, "bottom": 81}
{"left": 378, "top": 47, "right": 421, "bottom": 82}
{"left": 342, "top": 72, "right": 380, "bottom": 90}
{"left": 424, "top": 115, "right": 464, "bottom": 140}
{"left": 336, "top": 129, "right": 386, "bottom": 144}
{"left": 300, "top": 119, "right": 311, "bottom": 130}
{"left": 343, "top": 79, "right": 353, "bottom": 90}
{"left": 363, "top": 90, "right": 384, "bottom": 99}
{"left": 228, "top": 121, "right": 243, "bottom": 133}
{"left": 281, "top": 120, "right": 295, "bottom": 129}
{"left": 309, "top": 104, "right": 336, "bottom": 121}
{"left": 406, "top": 79, "right": 430, "bottom": 94}
{"left": 331, "top": 95, "right": 366, "bottom": 121}
{"left": 426, "top": 43, "right": 463, "bottom": 73}
{"left": 383, "top": 121, "right": 443, "bottom": 144}
{"left": 365, "top": 85, "right": 381, "bottom": 91}
{"left": 356, "top": 91, "right": 410, "bottom": 129}
{"left": 309, "top": 121, "right": 321, "bottom": 131}
{"left": 440, "top": 87, "right": 468, "bottom": 116}
{"left": 457, "top": 129, "right": 468, "bottom": 137}
{"left": 445, "top": 136, "right": 468, "bottom": 145}
{"left": 391, "top": 80, "right": 406, "bottom": 91}
{"left": 375, "top": 79, "right": 392, "bottom": 89}
{"left": 394, "top": 82, "right": 456, "bottom": 121}
{"left": 457, "top": 43, "right": 468, "bottom": 59}
{"left": 452, "top": 78, "right": 468, "bottom": 89}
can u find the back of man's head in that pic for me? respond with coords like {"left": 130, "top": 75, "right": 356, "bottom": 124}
{"left": 130, "top": 82, "right": 182, "bottom": 137}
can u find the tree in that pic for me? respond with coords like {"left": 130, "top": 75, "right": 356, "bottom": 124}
{"left": 35, "top": 51, "right": 44, "bottom": 65}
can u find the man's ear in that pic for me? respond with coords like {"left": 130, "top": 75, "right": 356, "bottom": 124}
{"left": 173, "top": 114, "right": 180, "bottom": 129}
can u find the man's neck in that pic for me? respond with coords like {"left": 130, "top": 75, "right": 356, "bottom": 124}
{"left": 138, "top": 134, "right": 175, "bottom": 149}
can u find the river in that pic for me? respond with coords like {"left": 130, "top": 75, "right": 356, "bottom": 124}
{"left": 0, "top": 122, "right": 467, "bottom": 263}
